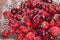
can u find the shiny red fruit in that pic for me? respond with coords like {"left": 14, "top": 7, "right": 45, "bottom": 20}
{"left": 3, "top": 11, "right": 13, "bottom": 19}
{"left": 3, "top": 31, "right": 9, "bottom": 37}
{"left": 26, "top": 32, "right": 35, "bottom": 40}
{"left": 9, "top": 28, "right": 15, "bottom": 34}
{"left": 49, "top": 26, "right": 60, "bottom": 36}
{"left": 21, "top": 27, "right": 29, "bottom": 33}
{"left": 14, "top": 21, "right": 20, "bottom": 28}
{"left": 41, "top": 21, "right": 49, "bottom": 29}
{"left": 17, "top": 34, "right": 24, "bottom": 40}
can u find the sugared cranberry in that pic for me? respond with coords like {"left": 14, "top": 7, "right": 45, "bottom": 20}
{"left": 49, "top": 26, "right": 60, "bottom": 36}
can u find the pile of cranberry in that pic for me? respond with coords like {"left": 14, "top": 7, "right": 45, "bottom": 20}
{"left": 3, "top": 0, "right": 60, "bottom": 40}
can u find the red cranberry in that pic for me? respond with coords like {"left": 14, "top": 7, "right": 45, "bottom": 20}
{"left": 50, "top": 19, "right": 55, "bottom": 26}
{"left": 25, "top": 8, "right": 31, "bottom": 14}
{"left": 11, "top": 8, "right": 17, "bottom": 15}
{"left": 41, "top": 21, "right": 49, "bottom": 29}
{"left": 50, "top": 4, "right": 56, "bottom": 9}
{"left": 57, "top": 6, "right": 60, "bottom": 13}
{"left": 33, "top": 8, "right": 39, "bottom": 14}
{"left": 15, "top": 29, "right": 20, "bottom": 34}
{"left": 54, "top": 14, "right": 60, "bottom": 21}
{"left": 3, "top": 11, "right": 13, "bottom": 19}
{"left": 25, "top": 19, "right": 31, "bottom": 27}
{"left": 31, "top": 22, "right": 38, "bottom": 28}
{"left": 26, "top": 32, "right": 35, "bottom": 40}
{"left": 55, "top": 22, "right": 60, "bottom": 27}
{"left": 16, "top": 14, "right": 22, "bottom": 20}
{"left": 49, "top": 26, "right": 60, "bottom": 36}
{"left": 21, "top": 27, "right": 29, "bottom": 33}
{"left": 33, "top": 15, "right": 42, "bottom": 23}
{"left": 9, "top": 28, "right": 15, "bottom": 34}
{"left": 41, "top": 10, "right": 47, "bottom": 17}
{"left": 17, "top": 34, "right": 24, "bottom": 40}
{"left": 3, "top": 31, "right": 9, "bottom": 37}
{"left": 43, "top": 5, "right": 49, "bottom": 11}
{"left": 49, "top": 35, "right": 55, "bottom": 40}
{"left": 14, "top": 21, "right": 20, "bottom": 28}
{"left": 35, "top": 36, "right": 42, "bottom": 40}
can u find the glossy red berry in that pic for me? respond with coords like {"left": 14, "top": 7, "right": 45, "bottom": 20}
{"left": 15, "top": 29, "right": 20, "bottom": 34}
{"left": 55, "top": 22, "right": 60, "bottom": 27}
{"left": 35, "top": 36, "right": 42, "bottom": 40}
{"left": 50, "top": 19, "right": 55, "bottom": 26}
{"left": 14, "top": 21, "right": 20, "bottom": 28}
{"left": 25, "top": 8, "right": 31, "bottom": 14}
{"left": 17, "top": 34, "right": 24, "bottom": 40}
{"left": 49, "top": 26, "right": 60, "bottom": 36}
{"left": 26, "top": 32, "right": 35, "bottom": 40}
{"left": 54, "top": 14, "right": 60, "bottom": 21}
{"left": 9, "top": 28, "right": 15, "bottom": 34}
{"left": 3, "top": 31, "right": 9, "bottom": 37}
{"left": 3, "top": 11, "right": 13, "bottom": 19}
{"left": 41, "top": 21, "right": 49, "bottom": 29}
{"left": 21, "top": 27, "right": 29, "bottom": 33}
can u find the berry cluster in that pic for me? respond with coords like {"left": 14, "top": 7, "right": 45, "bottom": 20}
{"left": 3, "top": 0, "right": 60, "bottom": 40}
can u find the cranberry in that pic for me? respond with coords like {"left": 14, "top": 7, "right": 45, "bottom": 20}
{"left": 54, "top": 14, "right": 60, "bottom": 21}
{"left": 17, "top": 34, "right": 24, "bottom": 40}
{"left": 21, "top": 27, "right": 29, "bottom": 33}
{"left": 49, "top": 26, "right": 60, "bottom": 36}
{"left": 55, "top": 22, "right": 60, "bottom": 27}
{"left": 26, "top": 32, "right": 35, "bottom": 40}
{"left": 33, "top": 15, "right": 42, "bottom": 23}
{"left": 35, "top": 36, "right": 42, "bottom": 40}
{"left": 49, "top": 35, "right": 55, "bottom": 40}
{"left": 41, "top": 21, "right": 49, "bottom": 29}
{"left": 14, "top": 21, "right": 20, "bottom": 28}
{"left": 33, "top": 8, "right": 39, "bottom": 14}
{"left": 41, "top": 10, "right": 47, "bottom": 17}
{"left": 9, "top": 28, "right": 15, "bottom": 34}
{"left": 15, "top": 29, "right": 20, "bottom": 34}
{"left": 16, "top": 14, "right": 22, "bottom": 20}
{"left": 50, "top": 19, "right": 55, "bottom": 26}
{"left": 3, "top": 11, "right": 13, "bottom": 19}
{"left": 25, "top": 19, "right": 31, "bottom": 27}
{"left": 57, "top": 6, "right": 60, "bottom": 13}
{"left": 3, "top": 31, "right": 9, "bottom": 37}
{"left": 25, "top": 8, "right": 31, "bottom": 14}
{"left": 11, "top": 8, "right": 17, "bottom": 15}
{"left": 31, "top": 22, "right": 38, "bottom": 28}
{"left": 43, "top": 5, "right": 49, "bottom": 11}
